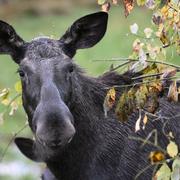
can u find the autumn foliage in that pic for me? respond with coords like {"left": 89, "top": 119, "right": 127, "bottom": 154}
{"left": 98, "top": 0, "right": 180, "bottom": 179}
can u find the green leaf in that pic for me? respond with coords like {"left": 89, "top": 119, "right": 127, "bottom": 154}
{"left": 115, "top": 92, "right": 129, "bottom": 122}
{"left": 171, "top": 158, "right": 180, "bottom": 180}
{"left": 172, "top": 158, "right": 180, "bottom": 170}
{"left": 171, "top": 164, "right": 180, "bottom": 180}
{"left": 156, "top": 163, "right": 171, "bottom": 180}
{"left": 98, "top": 0, "right": 107, "bottom": 5}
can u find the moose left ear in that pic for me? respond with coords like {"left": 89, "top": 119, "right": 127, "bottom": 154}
{"left": 59, "top": 12, "right": 108, "bottom": 58}
{"left": 15, "top": 137, "right": 42, "bottom": 162}
{"left": 0, "top": 20, "right": 25, "bottom": 63}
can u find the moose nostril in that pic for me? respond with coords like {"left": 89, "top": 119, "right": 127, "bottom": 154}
{"left": 36, "top": 135, "right": 62, "bottom": 147}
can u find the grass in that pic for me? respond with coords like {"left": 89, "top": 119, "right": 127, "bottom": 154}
{"left": 0, "top": 6, "right": 179, "bottom": 180}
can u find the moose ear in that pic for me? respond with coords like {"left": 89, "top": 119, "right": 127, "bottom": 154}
{"left": 15, "top": 137, "right": 42, "bottom": 162}
{"left": 59, "top": 12, "right": 108, "bottom": 58}
{"left": 0, "top": 20, "right": 25, "bottom": 63}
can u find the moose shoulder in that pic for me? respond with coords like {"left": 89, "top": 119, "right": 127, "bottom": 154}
{"left": 0, "top": 12, "right": 180, "bottom": 180}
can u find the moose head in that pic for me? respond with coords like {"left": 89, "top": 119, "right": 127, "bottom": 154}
{"left": 0, "top": 12, "right": 108, "bottom": 161}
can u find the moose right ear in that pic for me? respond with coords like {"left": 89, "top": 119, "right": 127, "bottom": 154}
{"left": 0, "top": 20, "right": 25, "bottom": 63}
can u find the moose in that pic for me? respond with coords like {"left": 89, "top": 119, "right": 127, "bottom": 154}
{"left": 0, "top": 12, "right": 180, "bottom": 180}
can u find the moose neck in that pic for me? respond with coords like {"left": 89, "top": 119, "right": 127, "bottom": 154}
{"left": 69, "top": 69, "right": 132, "bottom": 128}
{"left": 46, "top": 70, "right": 134, "bottom": 179}
{"left": 70, "top": 72, "right": 106, "bottom": 127}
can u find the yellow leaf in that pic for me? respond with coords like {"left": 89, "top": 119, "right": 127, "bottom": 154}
{"left": 1, "top": 98, "right": 10, "bottom": 106}
{"left": 150, "top": 82, "right": 163, "bottom": 92}
{"left": 149, "top": 151, "right": 165, "bottom": 164}
{"left": 137, "top": 0, "right": 146, "bottom": 6}
{"left": 103, "top": 87, "right": 116, "bottom": 117}
{"left": 161, "top": 6, "right": 169, "bottom": 15}
{"left": 0, "top": 88, "right": 9, "bottom": 99}
{"left": 167, "top": 81, "right": 178, "bottom": 102}
{"left": 160, "top": 31, "right": 169, "bottom": 45}
{"left": 123, "top": 0, "right": 134, "bottom": 17}
{"left": 101, "top": 2, "right": 111, "bottom": 12}
{"left": 167, "top": 141, "right": 178, "bottom": 158}
{"left": 135, "top": 87, "right": 147, "bottom": 108}
{"left": 115, "top": 92, "right": 129, "bottom": 122}
{"left": 14, "top": 81, "right": 22, "bottom": 93}
{"left": 9, "top": 101, "right": 18, "bottom": 116}
{"left": 142, "top": 114, "right": 148, "bottom": 130}
{"left": 97, "top": 0, "right": 107, "bottom": 5}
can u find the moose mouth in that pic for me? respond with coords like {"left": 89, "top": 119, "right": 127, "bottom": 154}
{"left": 35, "top": 134, "right": 73, "bottom": 149}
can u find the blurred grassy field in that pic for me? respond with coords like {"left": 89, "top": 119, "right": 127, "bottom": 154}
{"left": 0, "top": 5, "right": 179, "bottom": 180}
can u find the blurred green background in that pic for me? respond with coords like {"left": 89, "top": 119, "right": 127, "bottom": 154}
{"left": 0, "top": 0, "right": 179, "bottom": 179}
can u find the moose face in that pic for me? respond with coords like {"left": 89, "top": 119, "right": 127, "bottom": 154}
{"left": 0, "top": 12, "right": 108, "bottom": 161}
{"left": 20, "top": 40, "right": 76, "bottom": 149}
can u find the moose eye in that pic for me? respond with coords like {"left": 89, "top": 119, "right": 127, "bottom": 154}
{"left": 18, "top": 70, "right": 25, "bottom": 77}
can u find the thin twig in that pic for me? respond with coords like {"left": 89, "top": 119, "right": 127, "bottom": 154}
{"left": 152, "top": 164, "right": 159, "bottom": 180}
{"left": 128, "top": 136, "right": 167, "bottom": 154}
{"left": 140, "top": 129, "right": 158, "bottom": 148}
{"left": 6, "top": 93, "right": 21, "bottom": 110}
{"left": 0, "top": 123, "right": 28, "bottom": 162}
{"left": 110, "top": 61, "right": 130, "bottom": 71}
{"left": 134, "top": 160, "right": 166, "bottom": 180}
{"left": 168, "top": 4, "right": 179, "bottom": 12}
{"left": 132, "top": 73, "right": 164, "bottom": 80}
{"left": 135, "top": 163, "right": 153, "bottom": 180}
{"left": 92, "top": 58, "right": 180, "bottom": 70}
{"left": 129, "top": 33, "right": 158, "bottom": 40}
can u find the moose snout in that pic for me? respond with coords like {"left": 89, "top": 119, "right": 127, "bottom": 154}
{"left": 33, "top": 101, "right": 76, "bottom": 148}
{"left": 36, "top": 118, "right": 75, "bottom": 148}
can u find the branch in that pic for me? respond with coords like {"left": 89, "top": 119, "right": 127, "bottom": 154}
{"left": 129, "top": 33, "right": 158, "bottom": 40}
{"left": 93, "top": 58, "right": 180, "bottom": 70}
{"left": 110, "top": 61, "right": 131, "bottom": 71}
{"left": 132, "top": 73, "right": 164, "bottom": 80}
{"left": 105, "top": 76, "right": 178, "bottom": 89}
{"left": 167, "top": 4, "right": 179, "bottom": 12}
